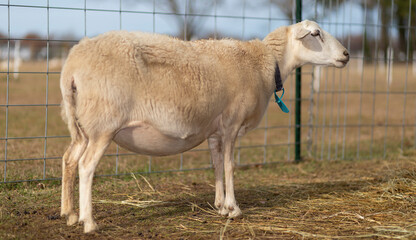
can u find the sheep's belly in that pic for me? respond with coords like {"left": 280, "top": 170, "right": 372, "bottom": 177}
{"left": 113, "top": 123, "right": 205, "bottom": 156}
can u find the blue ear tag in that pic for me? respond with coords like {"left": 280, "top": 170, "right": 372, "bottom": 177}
{"left": 274, "top": 88, "right": 289, "bottom": 113}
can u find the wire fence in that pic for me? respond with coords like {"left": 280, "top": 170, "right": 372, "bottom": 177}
{"left": 0, "top": 0, "right": 415, "bottom": 183}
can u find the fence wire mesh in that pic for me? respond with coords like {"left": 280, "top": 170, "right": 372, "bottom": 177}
{"left": 0, "top": 0, "right": 415, "bottom": 183}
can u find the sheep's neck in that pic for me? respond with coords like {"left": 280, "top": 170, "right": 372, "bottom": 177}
{"left": 277, "top": 52, "right": 302, "bottom": 83}
{"left": 263, "top": 27, "right": 300, "bottom": 83}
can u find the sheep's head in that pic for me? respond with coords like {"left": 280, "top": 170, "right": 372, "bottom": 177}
{"left": 264, "top": 20, "right": 349, "bottom": 70}
{"left": 291, "top": 20, "right": 349, "bottom": 68}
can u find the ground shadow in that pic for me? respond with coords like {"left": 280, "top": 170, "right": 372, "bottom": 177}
{"left": 94, "top": 177, "right": 382, "bottom": 230}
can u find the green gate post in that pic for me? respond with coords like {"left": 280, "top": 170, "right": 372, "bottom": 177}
{"left": 295, "top": 0, "right": 302, "bottom": 163}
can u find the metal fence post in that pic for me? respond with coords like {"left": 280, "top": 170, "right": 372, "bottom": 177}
{"left": 295, "top": 0, "right": 302, "bottom": 162}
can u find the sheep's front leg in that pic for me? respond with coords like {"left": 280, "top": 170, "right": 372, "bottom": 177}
{"left": 78, "top": 135, "right": 111, "bottom": 233}
{"left": 222, "top": 134, "right": 242, "bottom": 218}
{"left": 208, "top": 137, "right": 225, "bottom": 212}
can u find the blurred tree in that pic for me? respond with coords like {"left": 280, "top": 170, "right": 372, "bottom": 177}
{"left": 125, "top": 0, "right": 223, "bottom": 40}
{"left": 0, "top": 32, "right": 7, "bottom": 48}
{"left": 266, "top": 0, "right": 348, "bottom": 22}
{"left": 364, "top": 0, "right": 415, "bottom": 62}
{"left": 394, "top": 0, "right": 415, "bottom": 61}
{"left": 22, "top": 33, "right": 44, "bottom": 60}
{"left": 358, "top": 0, "right": 378, "bottom": 62}
{"left": 311, "top": 0, "right": 348, "bottom": 18}
{"left": 267, "top": 0, "right": 296, "bottom": 22}
{"left": 161, "top": 0, "right": 225, "bottom": 40}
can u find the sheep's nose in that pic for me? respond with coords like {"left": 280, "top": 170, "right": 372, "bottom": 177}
{"left": 343, "top": 50, "right": 349, "bottom": 57}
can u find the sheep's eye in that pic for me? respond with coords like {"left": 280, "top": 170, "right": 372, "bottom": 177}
{"left": 311, "top": 30, "right": 323, "bottom": 42}
{"left": 311, "top": 30, "right": 320, "bottom": 37}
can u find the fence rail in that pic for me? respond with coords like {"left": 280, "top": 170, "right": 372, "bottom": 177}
{"left": 1, "top": 0, "right": 415, "bottom": 183}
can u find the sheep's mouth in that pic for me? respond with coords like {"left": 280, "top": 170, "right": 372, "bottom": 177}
{"left": 336, "top": 59, "right": 349, "bottom": 67}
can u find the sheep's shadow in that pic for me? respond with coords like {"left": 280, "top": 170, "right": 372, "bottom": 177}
{"left": 95, "top": 177, "right": 381, "bottom": 229}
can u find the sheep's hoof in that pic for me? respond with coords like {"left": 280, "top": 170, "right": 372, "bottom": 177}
{"left": 219, "top": 207, "right": 229, "bottom": 216}
{"left": 61, "top": 211, "right": 79, "bottom": 226}
{"left": 66, "top": 213, "right": 79, "bottom": 226}
{"left": 214, "top": 200, "right": 224, "bottom": 210}
{"left": 227, "top": 206, "right": 242, "bottom": 219}
{"left": 83, "top": 220, "right": 98, "bottom": 233}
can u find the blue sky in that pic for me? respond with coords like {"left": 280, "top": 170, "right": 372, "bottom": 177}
{"left": 0, "top": 0, "right": 368, "bottom": 41}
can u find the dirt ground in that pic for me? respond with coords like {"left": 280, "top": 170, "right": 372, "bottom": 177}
{"left": 1, "top": 155, "right": 416, "bottom": 240}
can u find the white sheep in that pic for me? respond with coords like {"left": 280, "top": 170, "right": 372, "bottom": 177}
{"left": 60, "top": 20, "right": 349, "bottom": 233}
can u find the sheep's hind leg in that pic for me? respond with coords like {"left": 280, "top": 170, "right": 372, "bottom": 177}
{"left": 78, "top": 134, "right": 112, "bottom": 233}
{"left": 61, "top": 138, "right": 88, "bottom": 226}
{"left": 208, "top": 137, "right": 225, "bottom": 214}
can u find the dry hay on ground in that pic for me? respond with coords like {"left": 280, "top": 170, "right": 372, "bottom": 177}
{"left": 1, "top": 157, "right": 416, "bottom": 239}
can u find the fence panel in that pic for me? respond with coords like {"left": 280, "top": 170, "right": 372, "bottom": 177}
{"left": 307, "top": 0, "right": 416, "bottom": 162}
{"left": 0, "top": 0, "right": 414, "bottom": 183}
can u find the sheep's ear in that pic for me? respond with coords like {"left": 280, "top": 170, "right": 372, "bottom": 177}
{"left": 295, "top": 28, "right": 311, "bottom": 39}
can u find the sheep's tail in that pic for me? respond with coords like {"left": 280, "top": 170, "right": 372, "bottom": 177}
{"left": 60, "top": 71, "right": 86, "bottom": 142}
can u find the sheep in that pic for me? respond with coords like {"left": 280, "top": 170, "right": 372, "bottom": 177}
{"left": 60, "top": 20, "right": 349, "bottom": 233}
